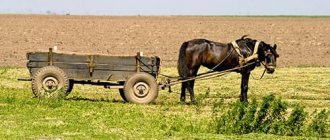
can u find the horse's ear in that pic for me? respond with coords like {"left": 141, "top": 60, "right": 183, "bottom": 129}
{"left": 273, "top": 44, "right": 279, "bottom": 57}
{"left": 273, "top": 44, "right": 277, "bottom": 50}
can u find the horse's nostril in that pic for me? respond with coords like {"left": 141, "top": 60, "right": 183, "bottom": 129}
{"left": 267, "top": 69, "right": 275, "bottom": 74}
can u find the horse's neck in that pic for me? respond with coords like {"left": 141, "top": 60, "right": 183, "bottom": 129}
{"left": 247, "top": 45, "right": 255, "bottom": 55}
{"left": 239, "top": 43, "right": 254, "bottom": 57}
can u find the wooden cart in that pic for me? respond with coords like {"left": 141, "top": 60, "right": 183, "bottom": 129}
{"left": 19, "top": 48, "right": 161, "bottom": 104}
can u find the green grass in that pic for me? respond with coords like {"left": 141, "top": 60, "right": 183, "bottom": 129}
{"left": 0, "top": 67, "right": 329, "bottom": 139}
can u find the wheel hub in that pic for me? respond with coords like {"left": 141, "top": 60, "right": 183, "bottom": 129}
{"left": 42, "top": 77, "right": 59, "bottom": 92}
{"left": 133, "top": 82, "right": 149, "bottom": 98}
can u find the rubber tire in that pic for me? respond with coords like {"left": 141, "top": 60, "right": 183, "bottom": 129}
{"left": 118, "top": 81, "right": 128, "bottom": 102}
{"left": 119, "top": 89, "right": 128, "bottom": 102}
{"left": 31, "top": 66, "right": 71, "bottom": 98}
{"left": 124, "top": 73, "right": 158, "bottom": 104}
{"left": 67, "top": 79, "right": 74, "bottom": 93}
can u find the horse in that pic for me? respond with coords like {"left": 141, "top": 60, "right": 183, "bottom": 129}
{"left": 177, "top": 35, "right": 279, "bottom": 103}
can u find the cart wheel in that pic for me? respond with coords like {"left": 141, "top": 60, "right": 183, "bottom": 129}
{"left": 67, "top": 79, "right": 74, "bottom": 93}
{"left": 119, "top": 89, "right": 128, "bottom": 102}
{"left": 124, "top": 73, "right": 158, "bottom": 104}
{"left": 31, "top": 66, "right": 71, "bottom": 98}
{"left": 118, "top": 81, "right": 128, "bottom": 102}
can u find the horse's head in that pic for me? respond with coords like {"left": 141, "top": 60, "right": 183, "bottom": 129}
{"left": 237, "top": 35, "right": 279, "bottom": 74}
{"left": 258, "top": 42, "right": 279, "bottom": 74}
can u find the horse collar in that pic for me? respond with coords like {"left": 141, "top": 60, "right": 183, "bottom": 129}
{"left": 231, "top": 41, "right": 260, "bottom": 66}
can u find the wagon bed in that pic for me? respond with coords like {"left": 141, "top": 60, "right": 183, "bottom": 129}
{"left": 20, "top": 48, "right": 161, "bottom": 104}
{"left": 27, "top": 49, "right": 160, "bottom": 82}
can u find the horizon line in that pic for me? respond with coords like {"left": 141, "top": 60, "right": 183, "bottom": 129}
{"left": 1, "top": 13, "right": 330, "bottom": 17}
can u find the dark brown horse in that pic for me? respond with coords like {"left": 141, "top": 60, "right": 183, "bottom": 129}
{"left": 177, "top": 35, "right": 279, "bottom": 103}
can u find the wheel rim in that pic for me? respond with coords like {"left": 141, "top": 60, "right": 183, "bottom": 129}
{"left": 133, "top": 82, "right": 150, "bottom": 98}
{"left": 42, "top": 76, "right": 59, "bottom": 92}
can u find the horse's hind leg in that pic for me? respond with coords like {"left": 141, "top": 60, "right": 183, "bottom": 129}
{"left": 188, "top": 67, "right": 199, "bottom": 103}
{"left": 181, "top": 79, "right": 196, "bottom": 104}
{"left": 188, "top": 80, "right": 196, "bottom": 103}
{"left": 180, "top": 82, "right": 187, "bottom": 103}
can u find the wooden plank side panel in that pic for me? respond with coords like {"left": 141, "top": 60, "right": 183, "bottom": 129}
{"left": 29, "top": 68, "right": 136, "bottom": 81}
{"left": 28, "top": 52, "right": 88, "bottom": 63}
{"left": 28, "top": 61, "right": 88, "bottom": 70}
{"left": 28, "top": 52, "right": 140, "bottom": 65}
{"left": 27, "top": 61, "right": 157, "bottom": 72}
{"left": 94, "top": 55, "right": 137, "bottom": 65}
{"left": 27, "top": 52, "right": 161, "bottom": 82}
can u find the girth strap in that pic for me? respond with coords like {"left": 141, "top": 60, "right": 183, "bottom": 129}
{"left": 231, "top": 41, "right": 260, "bottom": 66}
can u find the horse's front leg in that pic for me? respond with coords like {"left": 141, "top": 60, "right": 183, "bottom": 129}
{"left": 240, "top": 71, "right": 251, "bottom": 102}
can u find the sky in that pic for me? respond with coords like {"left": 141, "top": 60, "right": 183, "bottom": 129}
{"left": 0, "top": 0, "right": 330, "bottom": 16}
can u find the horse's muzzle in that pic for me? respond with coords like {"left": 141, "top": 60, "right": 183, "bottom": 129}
{"left": 266, "top": 65, "right": 276, "bottom": 74}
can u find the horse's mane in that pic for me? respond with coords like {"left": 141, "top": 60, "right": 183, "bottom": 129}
{"left": 236, "top": 35, "right": 256, "bottom": 48}
{"left": 240, "top": 35, "right": 249, "bottom": 40}
{"left": 238, "top": 35, "right": 255, "bottom": 42}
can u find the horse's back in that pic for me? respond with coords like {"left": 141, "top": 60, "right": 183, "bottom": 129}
{"left": 186, "top": 39, "right": 227, "bottom": 48}
{"left": 187, "top": 39, "right": 212, "bottom": 44}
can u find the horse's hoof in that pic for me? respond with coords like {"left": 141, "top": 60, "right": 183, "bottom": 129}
{"left": 180, "top": 98, "right": 186, "bottom": 103}
{"left": 191, "top": 100, "right": 197, "bottom": 105}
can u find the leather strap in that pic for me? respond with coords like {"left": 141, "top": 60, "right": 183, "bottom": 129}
{"left": 231, "top": 41, "right": 244, "bottom": 58}
{"left": 231, "top": 41, "right": 260, "bottom": 66}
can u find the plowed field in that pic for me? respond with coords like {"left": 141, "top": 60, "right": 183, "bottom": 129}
{"left": 1, "top": 15, "right": 330, "bottom": 67}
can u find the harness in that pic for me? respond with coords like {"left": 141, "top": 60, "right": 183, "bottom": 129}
{"left": 231, "top": 41, "right": 260, "bottom": 66}
{"left": 159, "top": 40, "right": 268, "bottom": 92}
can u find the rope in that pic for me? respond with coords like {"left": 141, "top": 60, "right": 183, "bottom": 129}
{"left": 136, "top": 57, "right": 179, "bottom": 78}
{"left": 159, "top": 40, "right": 260, "bottom": 79}
{"left": 136, "top": 57, "right": 154, "bottom": 71}
{"left": 251, "top": 68, "right": 266, "bottom": 80}
{"left": 163, "top": 62, "right": 256, "bottom": 87}
{"left": 159, "top": 73, "right": 180, "bottom": 79}
{"left": 136, "top": 57, "right": 179, "bottom": 79}
{"left": 208, "top": 49, "right": 234, "bottom": 72}
{"left": 250, "top": 61, "right": 271, "bottom": 80}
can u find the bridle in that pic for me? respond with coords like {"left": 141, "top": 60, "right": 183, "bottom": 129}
{"left": 263, "top": 52, "right": 276, "bottom": 71}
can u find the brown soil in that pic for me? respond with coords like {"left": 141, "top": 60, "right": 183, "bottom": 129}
{"left": 1, "top": 15, "right": 330, "bottom": 67}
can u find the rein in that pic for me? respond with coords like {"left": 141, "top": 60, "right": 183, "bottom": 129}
{"left": 251, "top": 67, "right": 267, "bottom": 80}
{"left": 161, "top": 40, "right": 262, "bottom": 79}
{"left": 209, "top": 48, "right": 235, "bottom": 71}
{"left": 159, "top": 40, "right": 269, "bottom": 87}
{"left": 251, "top": 61, "right": 275, "bottom": 80}
{"left": 209, "top": 40, "right": 259, "bottom": 72}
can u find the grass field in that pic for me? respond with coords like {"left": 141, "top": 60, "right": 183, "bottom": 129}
{"left": 0, "top": 67, "right": 329, "bottom": 139}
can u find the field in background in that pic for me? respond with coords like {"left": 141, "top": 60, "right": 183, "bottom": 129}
{"left": 0, "top": 15, "right": 330, "bottom": 67}
{"left": 0, "top": 67, "right": 329, "bottom": 139}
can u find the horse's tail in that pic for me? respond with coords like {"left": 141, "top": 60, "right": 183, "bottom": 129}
{"left": 177, "top": 41, "right": 189, "bottom": 79}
